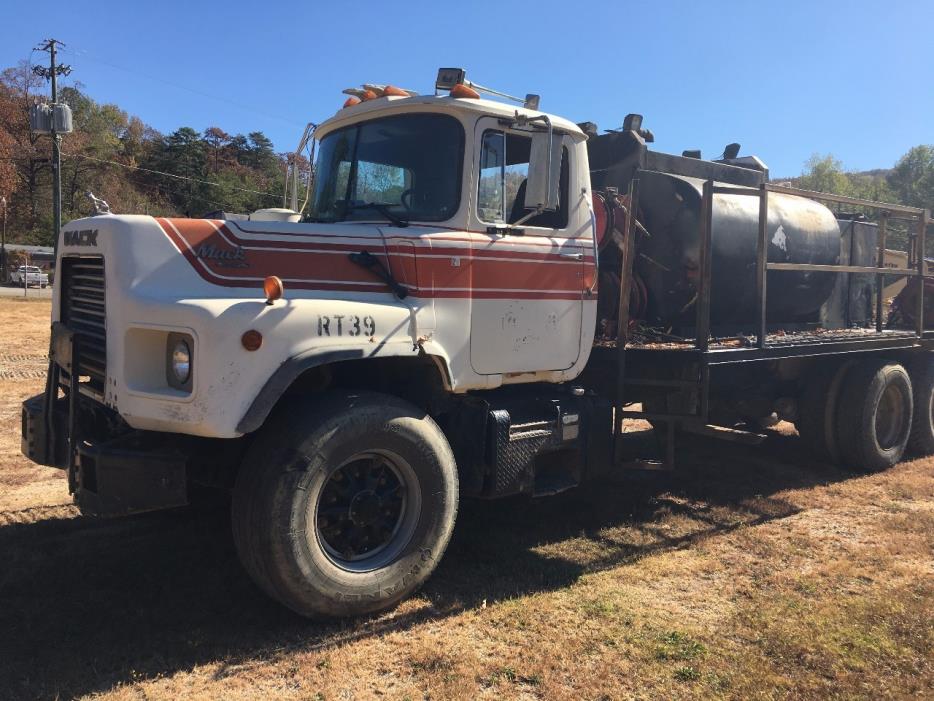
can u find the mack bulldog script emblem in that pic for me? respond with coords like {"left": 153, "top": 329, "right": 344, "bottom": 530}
{"left": 196, "top": 243, "right": 249, "bottom": 268}
{"left": 63, "top": 229, "right": 98, "bottom": 246}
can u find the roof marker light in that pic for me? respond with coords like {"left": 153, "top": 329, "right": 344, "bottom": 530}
{"left": 381, "top": 85, "right": 409, "bottom": 97}
{"left": 450, "top": 83, "right": 480, "bottom": 99}
{"left": 343, "top": 84, "right": 418, "bottom": 106}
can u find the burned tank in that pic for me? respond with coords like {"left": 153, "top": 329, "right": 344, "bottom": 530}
{"left": 587, "top": 121, "right": 841, "bottom": 334}
{"left": 636, "top": 172, "right": 840, "bottom": 330}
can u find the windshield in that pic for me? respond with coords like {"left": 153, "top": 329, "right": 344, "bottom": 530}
{"left": 309, "top": 113, "right": 464, "bottom": 224}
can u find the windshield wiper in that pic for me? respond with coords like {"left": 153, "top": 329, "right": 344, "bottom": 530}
{"left": 345, "top": 202, "right": 409, "bottom": 227}
{"left": 349, "top": 250, "right": 409, "bottom": 299}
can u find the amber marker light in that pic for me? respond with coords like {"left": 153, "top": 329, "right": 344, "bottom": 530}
{"left": 241, "top": 329, "right": 263, "bottom": 351}
{"left": 343, "top": 96, "right": 361, "bottom": 108}
{"left": 382, "top": 85, "right": 408, "bottom": 97}
{"left": 450, "top": 83, "right": 480, "bottom": 99}
{"left": 264, "top": 275, "right": 284, "bottom": 305}
{"left": 361, "top": 89, "right": 378, "bottom": 101}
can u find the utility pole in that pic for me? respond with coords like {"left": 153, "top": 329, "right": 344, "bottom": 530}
{"left": 1, "top": 196, "right": 6, "bottom": 284}
{"left": 33, "top": 39, "right": 71, "bottom": 261}
{"left": 32, "top": 39, "right": 73, "bottom": 460}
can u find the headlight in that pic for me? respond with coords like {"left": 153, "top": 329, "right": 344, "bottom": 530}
{"left": 171, "top": 340, "right": 191, "bottom": 384}
{"left": 165, "top": 333, "right": 194, "bottom": 390}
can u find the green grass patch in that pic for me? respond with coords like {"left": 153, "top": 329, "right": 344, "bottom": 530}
{"left": 655, "top": 631, "right": 707, "bottom": 661}
{"left": 673, "top": 665, "right": 701, "bottom": 682}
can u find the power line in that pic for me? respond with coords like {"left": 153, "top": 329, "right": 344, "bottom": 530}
{"left": 58, "top": 45, "right": 305, "bottom": 129}
{"left": 62, "top": 151, "right": 281, "bottom": 200}
{"left": 122, "top": 176, "right": 249, "bottom": 214}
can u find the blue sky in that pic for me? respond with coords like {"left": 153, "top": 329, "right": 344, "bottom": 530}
{"left": 1, "top": 0, "right": 931, "bottom": 177}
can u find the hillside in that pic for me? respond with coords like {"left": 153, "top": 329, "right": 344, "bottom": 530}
{"left": 0, "top": 61, "right": 305, "bottom": 246}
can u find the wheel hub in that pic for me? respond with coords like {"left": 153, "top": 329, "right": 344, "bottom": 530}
{"left": 349, "top": 490, "right": 381, "bottom": 526}
{"left": 876, "top": 383, "right": 906, "bottom": 450}
{"left": 316, "top": 453, "right": 409, "bottom": 565}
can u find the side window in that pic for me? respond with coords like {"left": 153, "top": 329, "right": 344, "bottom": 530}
{"left": 477, "top": 130, "right": 569, "bottom": 229}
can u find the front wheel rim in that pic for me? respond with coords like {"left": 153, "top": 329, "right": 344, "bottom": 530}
{"left": 312, "top": 450, "right": 421, "bottom": 572}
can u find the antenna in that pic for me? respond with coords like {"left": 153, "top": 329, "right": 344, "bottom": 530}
{"left": 284, "top": 122, "right": 317, "bottom": 214}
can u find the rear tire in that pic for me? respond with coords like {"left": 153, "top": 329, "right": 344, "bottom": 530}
{"left": 907, "top": 352, "right": 934, "bottom": 456}
{"left": 796, "top": 360, "right": 855, "bottom": 463}
{"left": 835, "top": 361, "right": 913, "bottom": 472}
{"left": 232, "top": 391, "right": 458, "bottom": 619}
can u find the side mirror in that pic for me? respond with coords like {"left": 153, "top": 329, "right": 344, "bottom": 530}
{"left": 525, "top": 130, "right": 562, "bottom": 212}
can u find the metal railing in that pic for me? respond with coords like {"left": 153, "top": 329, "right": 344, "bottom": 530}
{"left": 611, "top": 176, "right": 930, "bottom": 468}
{"left": 692, "top": 181, "right": 931, "bottom": 351}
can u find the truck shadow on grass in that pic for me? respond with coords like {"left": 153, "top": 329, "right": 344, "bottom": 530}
{"left": 0, "top": 428, "right": 850, "bottom": 700}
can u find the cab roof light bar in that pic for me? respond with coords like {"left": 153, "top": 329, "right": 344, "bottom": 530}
{"left": 342, "top": 84, "right": 419, "bottom": 101}
{"left": 435, "top": 67, "right": 540, "bottom": 110}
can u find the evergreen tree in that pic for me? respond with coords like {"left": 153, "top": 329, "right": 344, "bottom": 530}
{"left": 888, "top": 146, "right": 934, "bottom": 211}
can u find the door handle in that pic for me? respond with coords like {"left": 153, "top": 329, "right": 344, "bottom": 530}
{"left": 559, "top": 252, "right": 583, "bottom": 260}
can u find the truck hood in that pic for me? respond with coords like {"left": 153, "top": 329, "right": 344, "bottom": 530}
{"left": 54, "top": 215, "right": 426, "bottom": 438}
{"left": 58, "top": 214, "right": 392, "bottom": 302}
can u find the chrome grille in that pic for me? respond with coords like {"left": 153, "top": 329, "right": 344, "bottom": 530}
{"left": 60, "top": 257, "right": 106, "bottom": 390}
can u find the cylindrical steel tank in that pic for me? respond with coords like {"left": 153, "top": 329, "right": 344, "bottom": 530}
{"left": 633, "top": 172, "right": 841, "bottom": 331}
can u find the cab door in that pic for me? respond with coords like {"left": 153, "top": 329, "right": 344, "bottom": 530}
{"left": 468, "top": 118, "right": 585, "bottom": 375}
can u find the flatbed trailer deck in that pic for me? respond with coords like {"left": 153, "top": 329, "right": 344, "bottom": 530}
{"left": 587, "top": 175, "right": 932, "bottom": 470}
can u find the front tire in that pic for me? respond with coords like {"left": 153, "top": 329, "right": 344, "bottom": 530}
{"left": 232, "top": 391, "right": 458, "bottom": 618}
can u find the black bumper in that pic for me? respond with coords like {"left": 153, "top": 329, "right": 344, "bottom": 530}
{"left": 22, "top": 392, "right": 189, "bottom": 516}
{"left": 22, "top": 392, "right": 66, "bottom": 469}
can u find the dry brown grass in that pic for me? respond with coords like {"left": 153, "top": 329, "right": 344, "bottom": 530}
{"left": 0, "top": 298, "right": 73, "bottom": 515}
{"left": 0, "top": 297, "right": 931, "bottom": 700}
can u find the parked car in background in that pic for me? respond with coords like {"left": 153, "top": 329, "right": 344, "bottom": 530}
{"left": 10, "top": 265, "right": 49, "bottom": 287}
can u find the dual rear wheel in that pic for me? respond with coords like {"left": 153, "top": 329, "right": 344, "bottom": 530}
{"left": 797, "top": 354, "right": 934, "bottom": 471}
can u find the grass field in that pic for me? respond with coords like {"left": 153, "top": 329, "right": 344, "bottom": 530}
{"left": 0, "top": 296, "right": 931, "bottom": 700}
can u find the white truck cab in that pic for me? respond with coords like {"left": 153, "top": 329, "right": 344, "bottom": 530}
{"left": 23, "top": 70, "right": 600, "bottom": 618}
{"left": 41, "top": 88, "right": 596, "bottom": 440}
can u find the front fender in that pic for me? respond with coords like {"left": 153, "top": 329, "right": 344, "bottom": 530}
{"left": 236, "top": 346, "right": 368, "bottom": 433}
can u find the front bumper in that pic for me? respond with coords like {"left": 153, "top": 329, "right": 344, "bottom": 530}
{"left": 22, "top": 393, "right": 189, "bottom": 516}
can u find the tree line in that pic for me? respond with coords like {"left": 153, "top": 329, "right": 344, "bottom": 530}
{"left": 0, "top": 60, "right": 296, "bottom": 246}
{"left": 787, "top": 150, "right": 934, "bottom": 211}
{"left": 1, "top": 56, "right": 932, "bottom": 249}
{"left": 783, "top": 149, "right": 934, "bottom": 253}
